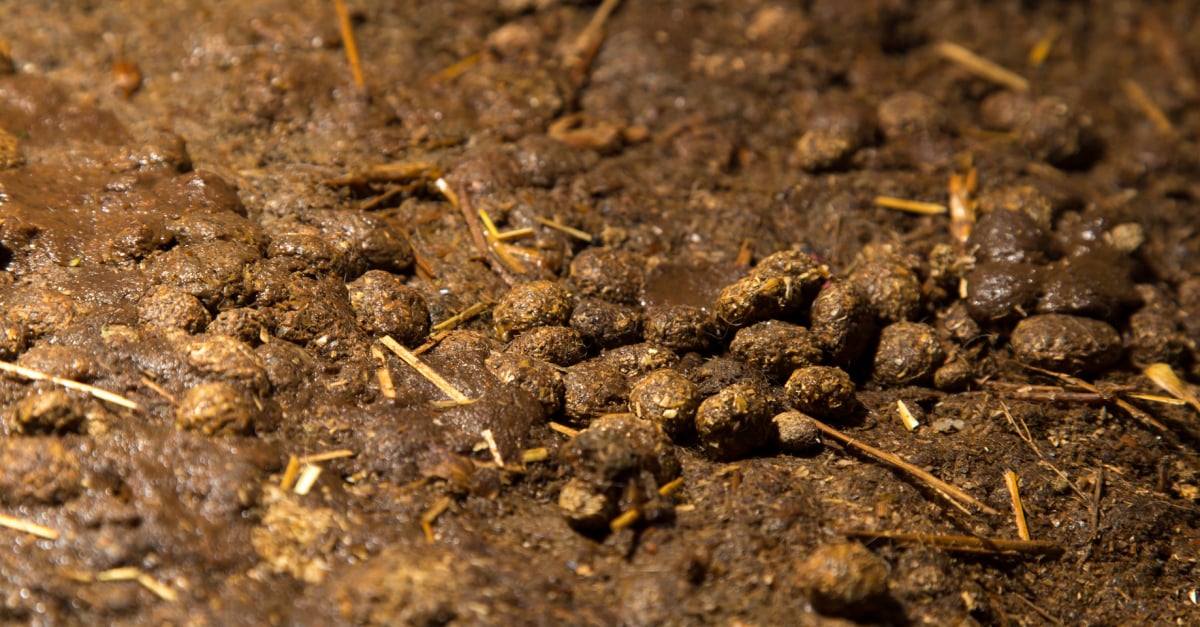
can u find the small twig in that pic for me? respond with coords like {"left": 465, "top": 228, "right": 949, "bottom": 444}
{"left": 522, "top": 447, "right": 549, "bottom": 464}
{"left": 1027, "top": 24, "right": 1060, "bottom": 67}
{"left": 609, "top": 508, "right": 640, "bottom": 533}
{"left": 948, "top": 167, "right": 977, "bottom": 249}
{"left": 481, "top": 429, "right": 505, "bottom": 468}
{"left": 844, "top": 530, "right": 1064, "bottom": 558}
{"left": 734, "top": 238, "right": 755, "bottom": 268}
{"left": 1023, "top": 365, "right": 1174, "bottom": 439}
{"left": 329, "top": 161, "right": 442, "bottom": 187}
{"left": 874, "top": 195, "right": 948, "bottom": 216}
{"left": 935, "top": 41, "right": 1030, "bottom": 92}
{"left": 1004, "top": 470, "right": 1031, "bottom": 540}
{"left": 380, "top": 336, "right": 472, "bottom": 404}
{"left": 332, "top": 0, "right": 365, "bottom": 89}
{"left": 293, "top": 465, "right": 322, "bottom": 495}
{"left": 984, "top": 381, "right": 1106, "bottom": 405}
{"left": 0, "top": 512, "right": 59, "bottom": 540}
{"left": 0, "top": 360, "right": 140, "bottom": 411}
{"left": 808, "top": 417, "right": 1000, "bottom": 516}
{"left": 139, "top": 375, "right": 179, "bottom": 406}
{"left": 998, "top": 400, "right": 1089, "bottom": 502}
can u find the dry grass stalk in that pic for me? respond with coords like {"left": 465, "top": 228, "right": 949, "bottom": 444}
{"left": 875, "top": 195, "right": 948, "bottom": 216}
{"left": 1028, "top": 24, "right": 1060, "bottom": 67}
{"left": 808, "top": 417, "right": 1001, "bottom": 515}
{"left": 434, "top": 177, "right": 460, "bottom": 207}
{"left": 1121, "top": 80, "right": 1174, "bottom": 135}
{"left": 533, "top": 215, "right": 592, "bottom": 242}
{"left": 293, "top": 465, "right": 322, "bottom": 495}
{"left": 935, "top": 41, "right": 1030, "bottom": 92}
{"left": 0, "top": 359, "right": 140, "bottom": 411}
{"left": 421, "top": 496, "right": 453, "bottom": 542}
{"left": 1004, "top": 470, "right": 1031, "bottom": 540}
{"left": 481, "top": 429, "right": 505, "bottom": 467}
{"left": 280, "top": 455, "right": 301, "bottom": 491}
{"left": 495, "top": 227, "right": 535, "bottom": 242}
{"left": 734, "top": 238, "right": 755, "bottom": 268}
{"left": 0, "top": 512, "right": 60, "bottom": 540}
{"left": 299, "top": 449, "right": 356, "bottom": 464}
{"left": 985, "top": 381, "right": 1106, "bottom": 404}
{"left": 332, "top": 0, "right": 365, "bottom": 89}
{"left": 431, "top": 302, "right": 491, "bottom": 333}
{"left": 549, "top": 421, "right": 580, "bottom": 437}
{"left": 1126, "top": 393, "right": 1186, "bottom": 406}
{"left": 1143, "top": 363, "right": 1200, "bottom": 416}
{"left": 843, "top": 530, "right": 1064, "bottom": 557}
{"left": 380, "top": 336, "right": 472, "bottom": 404}
{"left": 370, "top": 345, "right": 397, "bottom": 400}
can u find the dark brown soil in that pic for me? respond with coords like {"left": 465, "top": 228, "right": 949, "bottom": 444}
{"left": 1, "top": 1, "right": 1199, "bottom": 624}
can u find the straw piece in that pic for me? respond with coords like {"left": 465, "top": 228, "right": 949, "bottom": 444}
{"left": 549, "top": 421, "right": 580, "bottom": 437}
{"left": 1028, "top": 25, "right": 1060, "bottom": 67}
{"left": 533, "top": 216, "right": 593, "bottom": 242}
{"left": 481, "top": 429, "right": 505, "bottom": 468}
{"left": 379, "top": 336, "right": 472, "bottom": 404}
{"left": 421, "top": 496, "right": 453, "bottom": 542}
{"left": 280, "top": 455, "right": 301, "bottom": 491}
{"left": 875, "top": 195, "right": 948, "bottom": 216}
{"left": 0, "top": 359, "right": 140, "bottom": 411}
{"left": 299, "top": 449, "right": 356, "bottom": 464}
{"left": 0, "top": 512, "right": 60, "bottom": 540}
{"left": 935, "top": 41, "right": 1030, "bottom": 92}
{"left": 293, "top": 465, "right": 322, "bottom": 495}
{"left": 431, "top": 301, "right": 491, "bottom": 334}
{"left": 1143, "top": 363, "right": 1200, "bottom": 415}
{"left": 1004, "top": 470, "right": 1031, "bottom": 540}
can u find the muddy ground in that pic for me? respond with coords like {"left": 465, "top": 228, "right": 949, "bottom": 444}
{"left": 0, "top": 0, "right": 1199, "bottom": 625}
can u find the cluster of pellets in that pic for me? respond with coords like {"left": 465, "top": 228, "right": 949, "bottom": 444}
{"left": 477, "top": 183, "right": 1187, "bottom": 534}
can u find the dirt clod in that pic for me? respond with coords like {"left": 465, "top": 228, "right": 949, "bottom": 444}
{"left": 9, "top": 390, "right": 88, "bottom": 435}
{"left": 175, "top": 381, "right": 263, "bottom": 436}
{"left": 772, "top": 410, "right": 821, "bottom": 454}
{"left": 730, "top": 320, "right": 824, "bottom": 382}
{"left": 346, "top": 269, "right": 430, "bottom": 345}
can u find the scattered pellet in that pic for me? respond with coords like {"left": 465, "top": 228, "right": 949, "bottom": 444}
{"left": 873, "top": 322, "right": 946, "bottom": 386}
{"left": 964, "top": 261, "right": 1039, "bottom": 323}
{"left": 347, "top": 270, "right": 430, "bottom": 346}
{"left": 569, "top": 298, "right": 643, "bottom": 350}
{"left": 849, "top": 259, "right": 921, "bottom": 324}
{"left": 968, "top": 209, "right": 1050, "bottom": 265}
{"left": 810, "top": 280, "right": 875, "bottom": 366}
{"left": 486, "top": 352, "right": 564, "bottom": 417}
{"left": 795, "top": 542, "right": 890, "bottom": 617}
{"left": 772, "top": 411, "right": 821, "bottom": 455}
{"left": 138, "top": 285, "right": 212, "bottom": 333}
{"left": 1010, "top": 314, "right": 1120, "bottom": 375}
{"left": 505, "top": 325, "right": 587, "bottom": 366}
{"left": 175, "top": 381, "right": 262, "bottom": 436}
{"left": 695, "top": 382, "right": 772, "bottom": 461}
{"left": 729, "top": 320, "right": 824, "bottom": 382}
{"left": 629, "top": 369, "right": 701, "bottom": 440}
{"left": 493, "top": 280, "right": 573, "bottom": 341}
{"left": 644, "top": 305, "right": 718, "bottom": 353}
{"left": 562, "top": 360, "right": 630, "bottom": 424}
{"left": 714, "top": 250, "right": 828, "bottom": 327}
{"left": 785, "top": 366, "right": 858, "bottom": 421}
{"left": 600, "top": 342, "right": 680, "bottom": 378}
{"left": 569, "top": 248, "right": 644, "bottom": 304}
